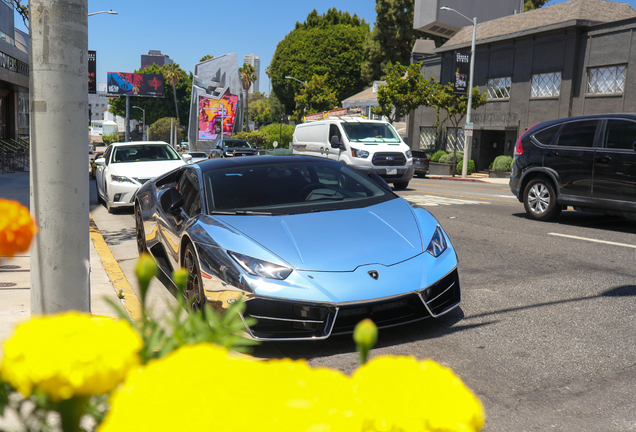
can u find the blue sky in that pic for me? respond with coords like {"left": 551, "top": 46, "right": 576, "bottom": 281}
{"left": 16, "top": 0, "right": 636, "bottom": 93}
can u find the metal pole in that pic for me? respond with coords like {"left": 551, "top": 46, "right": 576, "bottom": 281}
{"left": 461, "top": 17, "right": 477, "bottom": 179}
{"left": 125, "top": 95, "right": 130, "bottom": 141}
{"left": 170, "top": 118, "right": 174, "bottom": 147}
{"left": 30, "top": 0, "right": 90, "bottom": 313}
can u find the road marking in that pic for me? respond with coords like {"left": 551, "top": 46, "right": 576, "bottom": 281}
{"left": 89, "top": 215, "right": 143, "bottom": 320}
{"left": 548, "top": 232, "right": 636, "bottom": 249}
{"left": 406, "top": 194, "right": 487, "bottom": 206}
{"left": 402, "top": 190, "right": 518, "bottom": 203}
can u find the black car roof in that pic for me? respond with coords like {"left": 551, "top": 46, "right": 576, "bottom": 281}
{"left": 528, "top": 113, "right": 636, "bottom": 134}
{"left": 196, "top": 155, "right": 336, "bottom": 173}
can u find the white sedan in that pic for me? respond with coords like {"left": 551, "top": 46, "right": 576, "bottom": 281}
{"left": 184, "top": 151, "right": 209, "bottom": 164}
{"left": 94, "top": 141, "right": 191, "bottom": 212}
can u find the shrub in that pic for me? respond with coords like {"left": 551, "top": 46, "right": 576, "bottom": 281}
{"left": 438, "top": 152, "right": 463, "bottom": 165}
{"left": 430, "top": 150, "right": 447, "bottom": 162}
{"left": 102, "top": 133, "right": 119, "bottom": 146}
{"left": 147, "top": 118, "right": 185, "bottom": 144}
{"left": 492, "top": 155, "right": 513, "bottom": 172}
{"left": 457, "top": 159, "right": 476, "bottom": 175}
{"left": 233, "top": 131, "right": 268, "bottom": 148}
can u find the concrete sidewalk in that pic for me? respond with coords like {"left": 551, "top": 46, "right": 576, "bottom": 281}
{"left": 0, "top": 170, "right": 125, "bottom": 359}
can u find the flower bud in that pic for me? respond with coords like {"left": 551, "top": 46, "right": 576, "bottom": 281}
{"left": 353, "top": 319, "right": 378, "bottom": 365}
{"left": 135, "top": 254, "right": 158, "bottom": 286}
{"left": 172, "top": 268, "right": 189, "bottom": 293}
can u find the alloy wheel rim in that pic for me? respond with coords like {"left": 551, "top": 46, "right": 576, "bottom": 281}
{"left": 184, "top": 248, "right": 201, "bottom": 308}
{"left": 528, "top": 183, "right": 550, "bottom": 214}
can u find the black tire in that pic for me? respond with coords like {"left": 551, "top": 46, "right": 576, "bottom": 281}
{"left": 523, "top": 178, "right": 562, "bottom": 221}
{"left": 393, "top": 181, "right": 409, "bottom": 191}
{"left": 183, "top": 243, "right": 205, "bottom": 310}
{"left": 135, "top": 203, "right": 147, "bottom": 255}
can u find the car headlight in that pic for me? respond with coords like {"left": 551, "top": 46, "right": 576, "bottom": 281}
{"left": 111, "top": 175, "right": 136, "bottom": 184}
{"left": 228, "top": 251, "right": 292, "bottom": 280}
{"left": 406, "top": 150, "right": 412, "bottom": 158}
{"left": 426, "top": 225, "right": 447, "bottom": 257}
{"left": 351, "top": 148, "right": 369, "bottom": 158}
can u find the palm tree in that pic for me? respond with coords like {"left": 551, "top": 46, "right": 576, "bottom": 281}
{"left": 239, "top": 64, "right": 257, "bottom": 130}
{"left": 163, "top": 63, "right": 185, "bottom": 124}
{"left": 265, "top": 66, "right": 271, "bottom": 94}
{"left": 199, "top": 54, "right": 214, "bottom": 62}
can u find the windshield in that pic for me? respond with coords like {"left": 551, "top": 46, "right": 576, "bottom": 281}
{"left": 342, "top": 122, "right": 401, "bottom": 143}
{"left": 203, "top": 161, "right": 395, "bottom": 215}
{"left": 112, "top": 145, "right": 180, "bottom": 163}
{"left": 222, "top": 140, "right": 251, "bottom": 148}
{"left": 189, "top": 152, "right": 207, "bottom": 158}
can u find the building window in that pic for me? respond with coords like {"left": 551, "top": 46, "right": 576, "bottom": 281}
{"left": 446, "top": 127, "right": 465, "bottom": 152}
{"left": 587, "top": 66, "right": 626, "bottom": 94}
{"left": 419, "top": 127, "right": 437, "bottom": 149}
{"left": 487, "top": 77, "right": 511, "bottom": 99}
{"left": 531, "top": 72, "right": 561, "bottom": 97}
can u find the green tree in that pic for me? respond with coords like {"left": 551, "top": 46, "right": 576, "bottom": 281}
{"left": 524, "top": 0, "right": 549, "bottom": 11}
{"left": 239, "top": 63, "right": 258, "bottom": 130}
{"left": 361, "top": 0, "right": 420, "bottom": 84}
{"left": 147, "top": 117, "right": 185, "bottom": 143}
{"left": 109, "top": 64, "right": 192, "bottom": 128}
{"left": 372, "top": 63, "right": 431, "bottom": 124}
{"left": 164, "top": 63, "right": 186, "bottom": 124}
{"left": 270, "top": 8, "right": 369, "bottom": 114}
{"left": 199, "top": 54, "right": 214, "bottom": 62}
{"left": 292, "top": 74, "right": 338, "bottom": 122}
{"left": 248, "top": 93, "right": 276, "bottom": 125}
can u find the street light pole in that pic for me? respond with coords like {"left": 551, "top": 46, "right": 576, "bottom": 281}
{"left": 133, "top": 106, "right": 146, "bottom": 140}
{"left": 88, "top": 10, "right": 118, "bottom": 16}
{"left": 441, "top": 6, "right": 477, "bottom": 179}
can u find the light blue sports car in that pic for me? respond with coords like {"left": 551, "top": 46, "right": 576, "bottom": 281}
{"left": 134, "top": 155, "right": 460, "bottom": 340}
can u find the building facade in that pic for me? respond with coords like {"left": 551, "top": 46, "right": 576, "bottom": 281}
{"left": 408, "top": 0, "right": 636, "bottom": 171}
{"left": 141, "top": 50, "right": 173, "bottom": 70}
{"left": 243, "top": 53, "right": 260, "bottom": 94}
{"left": 0, "top": 2, "right": 29, "bottom": 141}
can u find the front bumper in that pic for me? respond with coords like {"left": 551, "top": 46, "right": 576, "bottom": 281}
{"left": 107, "top": 180, "right": 142, "bottom": 208}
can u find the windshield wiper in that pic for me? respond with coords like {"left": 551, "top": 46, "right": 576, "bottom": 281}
{"left": 209, "top": 210, "right": 281, "bottom": 216}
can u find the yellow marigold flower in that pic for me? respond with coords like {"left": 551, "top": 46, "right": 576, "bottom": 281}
{"left": 352, "top": 356, "right": 485, "bottom": 432}
{"left": 0, "top": 199, "right": 38, "bottom": 258}
{"left": 99, "top": 343, "right": 361, "bottom": 432}
{"left": 0, "top": 312, "right": 142, "bottom": 401}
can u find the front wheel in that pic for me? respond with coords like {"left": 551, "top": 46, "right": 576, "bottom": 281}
{"left": 183, "top": 243, "right": 205, "bottom": 310}
{"left": 135, "top": 203, "right": 147, "bottom": 255}
{"left": 523, "top": 178, "right": 562, "bottom": 221}
{"left": 393, "top": 181, "right": 409, "bottom": 191}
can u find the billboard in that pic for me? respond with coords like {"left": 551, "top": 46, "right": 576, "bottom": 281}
{"left": 453, "top": 51, "right": 471, "bottom": 95}
{"left": 106, "top": 72, "right": 164, "bottom": 97}
{"left": 88, "top": 51, "right": 96, "bottom": 94}
{"left": 198, "top": 92, "right": 238, "bottom": 140}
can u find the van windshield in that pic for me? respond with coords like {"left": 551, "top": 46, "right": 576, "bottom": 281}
{"left": 342, "top": 122, "right": 401, "bottom": 143}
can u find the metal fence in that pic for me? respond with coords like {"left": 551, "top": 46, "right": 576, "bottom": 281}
{"left": 0, "top": 138, "right": 29, "bottom": 174}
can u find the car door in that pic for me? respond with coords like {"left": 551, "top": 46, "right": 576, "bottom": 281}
{"left": 326, "top": 123, "right": 344, "bottom": 161}
{"left": 592, "top": 118, "right": 636, "bottom": 204}
{"left": 162, "top": 168, "right": 202, "bottom": 269}
{"left": 544, "top": 119, "right": 600, "bottom": 198}
{"left": 95, "top": 145, "right": 112, "bottom": 198}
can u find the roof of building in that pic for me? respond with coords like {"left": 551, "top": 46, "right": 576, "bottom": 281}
{"left": 342, "top": 81, "right": 387, "bottom": 105}
{"left": 438, "top": 0, "right": 636, "bottom": 51}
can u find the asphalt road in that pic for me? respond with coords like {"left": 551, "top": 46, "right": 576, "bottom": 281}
{"left": 89, "top": 171, "right": 636, "bottom": 432}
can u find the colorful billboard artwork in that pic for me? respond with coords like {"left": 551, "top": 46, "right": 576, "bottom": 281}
{"left": 198, "top": 92, "right": 238, "bottom": 140}
{"left": 106, "top": 72, "right": 165, "bottom": 97}
{"left": 88, "top": 51, "right": 96, "bottom": 94}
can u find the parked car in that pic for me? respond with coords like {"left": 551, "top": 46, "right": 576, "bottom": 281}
{"left": 134, "top": 155, "right": 461, "bottom": 340}
{"left": 209, "top": 139, "right": 258, "bottom": 158}
{"left": 94, "top": 141, "right": 191, "bottom": 212}
{"left": 184, "top": 151, "right": 208, "bottom": 164}
{"left": 411, "top": 150, "right": 430, "bottom": 177}
{"left": 510, "top": 114, "right": 636, "bottom": 221}
{"left": 90, "top": 151, "right": 104, "bottom": 179}
{"left": 292, "top": 118, "right": 414, "bottom": 190}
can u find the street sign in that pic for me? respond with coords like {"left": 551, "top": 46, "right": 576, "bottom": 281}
{"left": 464, "top": 122, "right": 474, "bottom": 137}
{"left": 273, "top": 141, "right": 278, "bottom": 148}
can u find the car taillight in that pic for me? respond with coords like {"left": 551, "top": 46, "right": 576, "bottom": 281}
{"left": 514, "top": 123, "right": 539, "bottom": 157}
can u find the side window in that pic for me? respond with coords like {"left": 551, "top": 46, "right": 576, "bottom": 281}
{"left": 555, "top": 120, "right": 599, "bottom": 147}
{"left": 603, "top": 119, "right": 636, "bottom": 150}
{"left": 532, "top": 125, "right": 560, "bottom": 146}
{"left": 177, "top": 170, "right": 201, "bottom": 217}
{"left": 103, "top": 146, "right": 112, "bottom": 166}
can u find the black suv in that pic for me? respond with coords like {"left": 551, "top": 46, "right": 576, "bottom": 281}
{"left": 510, "top": 114, "right": 636, "bottom": 221}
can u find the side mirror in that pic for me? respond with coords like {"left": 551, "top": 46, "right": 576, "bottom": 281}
{"left": 330, "top": 135, "right": 341, "bottom": 148}
{"left": 94, "top": 157, "right": 105, "bottom": 166}
{"left": 182, "top": 154, "right": 193, "bottom": 163}
{"left": 160, "top": 187, "right": 184, "bottom": 215}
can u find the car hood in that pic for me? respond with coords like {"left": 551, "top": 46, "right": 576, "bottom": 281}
{"left": 213, "top": 198, "right": 423, "bottom": 272}
{"left": 226, "top": 147, "right": 257, "bottom": 152}
{"left": 110, "top": 160, "right": 186, "bottom": 179}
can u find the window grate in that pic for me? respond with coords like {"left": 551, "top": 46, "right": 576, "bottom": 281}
{"left": 587, "top": 66, "right": 626, "bottom": 94}
{"left": 531, "top": 72, "right": 561, "bottom": 97}
{"left": 487, "top": 77, "right": 511, "bottom": 99}
{"left": 419, "top": 127, "right": 437, "bottom": 149}
{"left": 446, "top": 127, "right": 465, "bottom": 152}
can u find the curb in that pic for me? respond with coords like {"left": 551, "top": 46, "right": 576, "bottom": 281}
{"left": 89, "top": 215, "right": 143, "bottom": 321}
{"left": 425, "top": 175, "right": 488, "bottom": 183}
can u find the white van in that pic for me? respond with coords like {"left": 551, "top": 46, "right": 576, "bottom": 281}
{"left": 292, "top": 118, "right": 414, "bottom": 189}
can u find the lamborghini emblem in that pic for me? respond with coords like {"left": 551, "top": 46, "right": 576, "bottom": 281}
{"left": 368, "top": 270, "right": 379, "bottom": 280}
